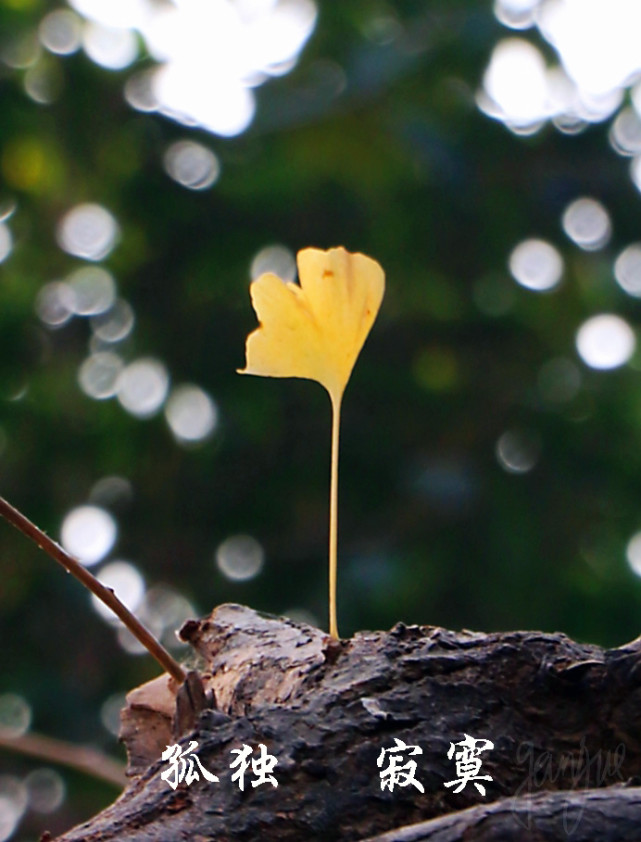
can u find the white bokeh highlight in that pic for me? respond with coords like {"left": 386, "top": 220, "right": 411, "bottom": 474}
{"left": 484, "top": 0, "right": 641, "bottom": 133}
{"left": 250, "top": 243, "right": 296, "bottom": 282}
{"left": 164, "top": 140, "right": 220, "bottom": 190}
{"left": 610, "top": 107, "right": 641, "bottom": 156}
{"left": 479, "top": 38, "right": 551, "bottom": 132}
{"left": 539, "top": 0, "right": 641, "bottom": 97}
{"left": 39, "top": 9, "right": 83, "bottom": 55}
{"left": 575, "top": 313, "right": 636, "bottom": 369}
{"left": 82, "top": 22, "right": 138, "bottom": 70}
{"left": 615, "top": 244, "right": 641, "bottom": 297}
{"left": 117, "top": 358, "right": 169, "bottom": 418}
{"left": 91, "top": 560, "right": 145, "bottom": 623}
{"left": 216, "top": 534, "right": 265, "bottom": 581}
{"left": 0, "top": 694, "right": 32, "bottom": 738}
{"left": 0, "top": 776, "right": 28, "bottom": 842}
{"left": 626, "top": 531, "right": 641, "bottom": 576}
{"left": 56, "top": 203, "right": 119, "bottom": 261}
{"left": 165, "top": 384, "right": 218, "bottom": 444}
{"left": 561, "top": 197, "right": 611, "bottom": 250}
{"left": 494, "top": 0, "right": 539, "bottom": 30}
{"left": 508, "top": 238, "right": 563, "bottom": 291}
{"left": 35, "top": 282, "right": 75, "bottom": 328}
{"left": 0, "top": 224, "right": 13, "bottom": 264}
{"left": 69, "top": 0, "right": 317, "bottom": 137}
{"left": 91, "top": 299, "right": 135, "bottom": 343}
{"left": 60, "top": 505, "right": 117, "bottom": 566}
{"left": 68, "top": 266, "right": 116, "bottom": 315}
{"left": 78, "top": 352, "right": 124, "bottom": 400}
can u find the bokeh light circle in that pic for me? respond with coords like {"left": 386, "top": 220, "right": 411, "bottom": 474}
{"left": 25, "top": 769, "right": 66, "bottom": 814}
{"left": 152, "top": 65, "right": 256, "bottom": 137}
{"left": 100, "top": 692, "right": 127, "bottom": 736}
{"left": 614, "top": 243, "right": 641, "bottom": 297}
{"left": 0, "top": 694, "right": 32, "bottom": 738}
{"left": 117, "top": 358, "right": 169, "bottom": 418}
{"left": 480, "top": 38, "right": 550, "bottom": 130}
{"left": 164, "top": 384, "right": 218, "bottom": 443}
{"left": 250, "top": 243, "right": 296, "bottom": 282}
{"left": 90, "top": 299, "right": 135, "bottom": 343}
{"left": 0, "top": 224, "right": 13, "bottom": 264}
{"left": 215, "top": 534, "right": 265, "bottom": 581}
{"left": 68, "top": 266, "right": 116, "bottom": 315}
{"left": 60, "top": 505, "right": 117, "bottom": 566}
{"left": 610, "top": 107, "right": 641, "bottom": 156}
{"left": 508, "top": 238, "right": 563, "bottom": 291}
{"left": 575, "top": 313, "right": 636, "bottom": 370}
{"left": 89, "top": 475, "right": 133, "bottom": 508}
{"left": 78, "top": 352, "right": 124, "bottom": 400}
{"left": 90, "top": 560, "right": 145, "bottom": 623}
{"left": 39, "top": 9, "right": 83, "bottom": 55}
{"left": 561, "top": 197, "right": 611, "bottom": 250}
{"left": 625, "top": 531, "right": 641, "bottom": 577}
{"left": 124, "top": 70, "right": 158, "bottom": 112}
{"left": 57, "top": 203, "right": 119, "bottom": 261}
{"left": 164, "top": 140, "right": 220, "bottom": 190}
{"left": 496, "top": 428, "right": 541, "bottom": 474}
{"left": 35, "top": 282, "right": 75, "bottom": 327}
{"left": 82, "top": 22, "right": 139, "bottom": 70}
{"left": 0, "top": 776, "right": 28, "bottom": 842}
{"left": 493, "top": 0, "right": 538, "bottom": 30}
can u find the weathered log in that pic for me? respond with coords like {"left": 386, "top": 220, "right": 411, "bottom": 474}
{"left": 52, "top": 604, "right": 641, "bottom": 842}
{"left": 361, "top": 787, "right": 641, "bottom": 841}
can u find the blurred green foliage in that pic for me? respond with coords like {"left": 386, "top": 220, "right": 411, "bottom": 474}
{"left": 1, "top": 0, "right": 641, "bottom": 834}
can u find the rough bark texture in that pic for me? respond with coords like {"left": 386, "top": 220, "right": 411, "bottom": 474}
{"left": 53, "top": 604, "right": 641, "bottom": 842}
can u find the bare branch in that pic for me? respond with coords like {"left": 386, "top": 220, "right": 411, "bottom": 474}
{"left": 0, "top": 730, "right": 126, "bottom": 789}
{"left": 0, "top": 496, "right": 186, "bottom": 684}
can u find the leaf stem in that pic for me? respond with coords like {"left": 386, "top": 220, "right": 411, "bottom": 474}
{"left": 0, "top": 496, "right": 186, "bottom": 684}
{"left": 329, "top": 394, "right": 342, "bottom": 639}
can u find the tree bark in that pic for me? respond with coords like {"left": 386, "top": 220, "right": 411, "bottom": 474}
{"left": 52, "top": 604, "right": 641, "bottom": 842}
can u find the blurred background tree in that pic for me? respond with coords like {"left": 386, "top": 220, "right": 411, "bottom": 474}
{"left": 2, "top": 0, "right": 641, "bottom": 836}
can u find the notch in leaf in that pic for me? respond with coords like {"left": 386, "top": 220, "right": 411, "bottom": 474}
{"left": 238, "top": 246, "right": 385, "bottom": 639}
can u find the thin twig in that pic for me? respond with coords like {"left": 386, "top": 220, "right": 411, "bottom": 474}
{"left": 0, "top": 496, "right": 186, "bottom": 684}
{"left": 0, "top": 730, "right": 127, "bottom": 788}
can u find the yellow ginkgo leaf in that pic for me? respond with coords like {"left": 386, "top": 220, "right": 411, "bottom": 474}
{"left": 239, "top": 245, "right": 385, "bottom": 641}
{"left": 238, "top": 246, "right": 385, "bottom": 406}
